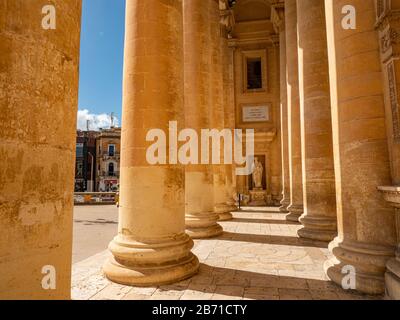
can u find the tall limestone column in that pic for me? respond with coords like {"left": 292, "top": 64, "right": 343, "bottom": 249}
{"left": 221, "top": 23, "right": 237, "bottom": 221}
{"left": 0, "top": 0, "right": 81, "bottom": 299}
{"left": 324, "top": 0, "right": 396, "bottom": 294}
{"left": 296, "top": 0, "right": 337, "bottom": 242}
{"left": 272, "top": 2, "right": 290, "bottom": 212}
{"left": 285, "top": 0, "right": 303, "bottom": 221}
{"left": 183, "top": 0, "right": 223, "bottom": 238}
{"left": 210, "top": 0, "right": 233, "bottom": 220}
{"left": 104, "top": 0, "right": 199, "bottom": 286}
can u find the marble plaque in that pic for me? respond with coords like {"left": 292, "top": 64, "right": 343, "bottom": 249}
{"left": 242, "top": 105, "right": 269, "bottom": 122}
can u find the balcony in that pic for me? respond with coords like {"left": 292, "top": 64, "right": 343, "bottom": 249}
{"left": 100, "top": 171, "right": 120, "bottom": 178}
{"left": 101, "top": 152, "right": 120, "bottom": 161}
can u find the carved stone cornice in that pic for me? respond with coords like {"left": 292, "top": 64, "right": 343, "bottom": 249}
{"left": 271, "top": 1, "right": 285, "bottom": 34}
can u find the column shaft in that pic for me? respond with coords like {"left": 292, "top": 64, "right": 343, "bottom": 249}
{"left": 279, "top": 23, "right": 290, "bottom": 212}
{"left": 104, "top": 0, "right": 199, "bottom": 286}
{"left": 221, "top": 27, "right": 237, "bottom": 221}
{"left": 183, "top": 0, "right": 223, "bottom": 238}
{"left": 296, "top": 0, "right": 337, "bottom": 242}
{"left": 210, "top": 0, "right": 232, "bottom": 219}
{"left": 324, "top": 0, "right": 396, "bottom": 294}
{"left": 0, "top": 0, "right": 81, "bottom": 299}
{"left": 285, "top": 0, "right": 303, "bottom": 221}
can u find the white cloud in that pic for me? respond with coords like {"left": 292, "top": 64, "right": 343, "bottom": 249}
{"left": 77, "top": 109, "right": 120, "bottom": 131}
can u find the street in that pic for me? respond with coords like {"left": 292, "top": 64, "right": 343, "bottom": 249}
{"left": 73, "top": 205, "right": 118, "bottom": 264}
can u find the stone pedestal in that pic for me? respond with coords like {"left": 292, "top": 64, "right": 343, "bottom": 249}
{"left": 249, "top": 189, "right": 267, "bottom": 207}
{"left": 104, "top": 0, "right": 199, "bottom": 286}
{"left": 183, "top": 0, "right": 223, "bottom": 238}
{"left": 285, "top": 0, "right": 303, "bottom": 222}
{"left": 378, "top": 186, "right": 400, "bottom": 299}
{"left": 296, "top": 0, "right": 337, "bottom": 242}
{"left": 323, "top": 0, "right": 396, "bottom": 295}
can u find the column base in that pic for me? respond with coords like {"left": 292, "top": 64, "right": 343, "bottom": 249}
{"left": 385, "top": 253, "right": 400, "bottom": 299}
{"left": 215, "top": 203, "right": 235, "bottom": 221}
{"left": 279, "top": 197, "right": 290, "bottom": 213}
{"left": 298, "top": 214, "right": 337, "bottom": 242}
{"left": 104, "top": 233, "right": 199, "bottom": 287}
{"left": 186, "top": 211, "right": 223, "bottom": 239}
{"left": 218, "top": 212, "right": 233, "bottom": 221}
{"left": 324, "top": 237, "right": 395, "bottom": 295}
{"left": 286, "top": 204, "right": 303, "bottom": 222}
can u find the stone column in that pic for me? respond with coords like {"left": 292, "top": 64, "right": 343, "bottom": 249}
{"left": 324, "top": 0, "right": 396, "bottom": 294}
{"left": 183, "top": 0, "right": 223, "bottom": 238}
{"left": 228, "top": 45, "right": 239, "bottom": 206}
{"left": 296, "top": 0, "right": 337, "bottom": 242}
{"left": 104, "top": 0, "right": 199, "bottom": 286}
{"left": 221, "top": 25, "right": 237, "bottom": 220}
{"left": 285, "top": 0, "right": 303, "bottom": 221}
{"left": 0, "top": 0, "right": 81, "bottom": 299}
{"left": 210, "top": 0, "right": 233, "bottom": 220}
{"left": 272, "top": 2, "right": 290, "bottom": 212}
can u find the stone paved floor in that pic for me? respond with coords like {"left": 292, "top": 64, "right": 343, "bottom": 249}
{"left": 72, "top": 207, "right": 382, "bottom": 300}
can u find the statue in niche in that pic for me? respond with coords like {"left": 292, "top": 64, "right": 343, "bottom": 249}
{"left": 252, "top": 157, "right": 264, "bottom": 190}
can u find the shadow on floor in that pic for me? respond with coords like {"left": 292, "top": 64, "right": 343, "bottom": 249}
{"left": 226, "top": 217, "right": 300, "bottom": 225}
{"left": 154, "top": 264, "right": 378, "bottom": 300}
{"left": 234, "top": 207, "right": 283, "bottom": 214}
{"left": 74, "top": 219, "right": 118, "bottom": 225}
{"left": 216, "top": 232, "right": 328, "bottom": 249}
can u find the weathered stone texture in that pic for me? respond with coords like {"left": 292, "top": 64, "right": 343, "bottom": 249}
{"left": 0, "top": 0, "right": 82, "bottom": 299}
{"left": 324, "top": 0, "right": 396, "bottom": 295}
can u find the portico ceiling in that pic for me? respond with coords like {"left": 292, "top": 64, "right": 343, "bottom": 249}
{"left": 233, "top": 0, "right": 271, "bottom": 22}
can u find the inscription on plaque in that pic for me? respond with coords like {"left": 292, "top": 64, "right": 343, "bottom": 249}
{"left": 242, "top": 105, "right": 270, "bottom": 123}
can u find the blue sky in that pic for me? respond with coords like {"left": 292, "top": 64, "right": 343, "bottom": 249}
{"left": 77, "top": 0, "right": 126, "bottom": 130}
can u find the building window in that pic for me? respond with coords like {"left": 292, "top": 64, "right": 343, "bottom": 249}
{"left": 108, "top": 144, "right": 115, "bottom": 157}
{"left": 246, "top": 57, "right": 262, "bottom": 90}
{"left": 76, "top": 143, "right": 84, "bottom": 157}
{"left": 108, "top": 163, "right": 115, "bottom": 176}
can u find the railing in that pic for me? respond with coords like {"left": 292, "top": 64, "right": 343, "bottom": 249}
{"left": 74, "top": 192, "right": 119, "bottom": 205}
{"left": 101, "top": 153, "right": 120, "bottom": 160}
{"left": 100, "top": 171, "right": 120, "bottom": 177}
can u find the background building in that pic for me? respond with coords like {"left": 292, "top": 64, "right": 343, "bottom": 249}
{"left": 96, "top": 127, "right": 121, "bottom": 192}
{"left": 75, "top": 130, "right": 98, "bottom": 192}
